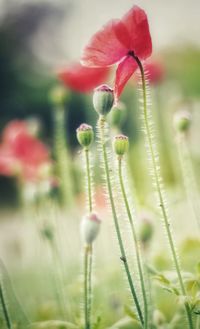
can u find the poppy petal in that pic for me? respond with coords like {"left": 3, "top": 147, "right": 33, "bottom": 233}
{"left": 121, "top": 5, "right": 152, "bottom": 59}
{"left": 58, "top": 63, "right": 110, "bottom": 93}
{"left": 81, "top": 19, "right": 129, "bottom": 67}
{"left": 115, "top": 56, "right": 138, "bottom": 100}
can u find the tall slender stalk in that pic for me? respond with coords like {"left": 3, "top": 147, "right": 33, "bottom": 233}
{"left": 97, "top": 116, "right": 144, "bottom": 326}
{"left": 177, "top": 135, "right": 200, "bottom": 230}
{"left": 118, "top": 157, "right": 148, "bottom": 329}
{"left": 133, "top": 55, "right": 194, "bottom": 329}
{"left": 0, "top": 282, "right": 12, "bottom": 329}
{"left": 53, "top": 105, "right": 74, "bottom": 207}
{"left": 84, "top": 147, "right": 93, "bottom": 329}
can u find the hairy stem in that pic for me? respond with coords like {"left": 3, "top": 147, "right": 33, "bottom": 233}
{"left": 134, "top": 55, "right": 194, "bottom": 329}
{"left": 98, "top": 116, "right": 144, "bottom": 326}
{"left": 85, "top": 149, "right": 93, "bottom": 213}
{"left": 84, "top": 246, "right": 90, "bottom": 329}
{"left": 118, "top": 157, "right": 148, "bottom": 329}
{"left": 53, "top": 105, "right": 73, "bottom": 207}
{"left": 178, "top": 135, "right": 200, "bottom": 230}
{"left": 84, "top": 147, "right": 93, "bottom": 329}
{"left": 0, "top": 282, "right": 12, "bottom": 329}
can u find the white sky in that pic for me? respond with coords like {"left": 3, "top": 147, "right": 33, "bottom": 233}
{"left": 1, "top": 0, "right": 200, "bottom": 65}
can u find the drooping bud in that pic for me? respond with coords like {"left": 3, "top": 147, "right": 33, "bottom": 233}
{"left": 173, "top": 110, "right": 191, "bottom": 133}
{"left": 113, "top": 135, "right": 129, "bottom": 156}
{"left": 138, "top": 212, "right": 154, "bottom": 247}
{"left": 109, "top": 102, "right": 127, "bottom": 127}
{"left": 76, "top": 123, "right": 94, "bottom": 148}
{"left": 81, "top": 212, "right": 101, "bottom": 245}
{"left": 49, "top": 85, "right": 69, "bottom": 106}
{"left": 93, "top": 84, "right": 114, "bottom": 116}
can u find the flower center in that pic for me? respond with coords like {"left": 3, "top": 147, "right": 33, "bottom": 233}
{"left": 128, "top": 50, "right": 135, "bottom": 57}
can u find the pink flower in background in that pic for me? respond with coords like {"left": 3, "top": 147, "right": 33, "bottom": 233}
{"left": 144, "top": 61, "right": 165, "bottom": 85}
{"left": 81, "top": 6, "right": 152, "bottom": 100}
{"left": 0, "top": 120, "right": 51, "bottom": 181}
{"left": 58, "top": 62, "right": 110, "bottom": 93}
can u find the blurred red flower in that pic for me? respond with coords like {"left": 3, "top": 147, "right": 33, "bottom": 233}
{"left": 0, "top": 120, "right": 51, "bottom": 181}
{"left": 144, "top": 61, "right": 165, "bottom": 85}
{"left": 81, "top": 6, "right": 152, "bottom": 100}
{"left": 58, "top": 62, "right": 110, "bottom": 93}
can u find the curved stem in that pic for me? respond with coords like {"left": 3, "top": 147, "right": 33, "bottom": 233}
{"left": 98, "top": 116, "right": 144, "bottom": 326}
{"left": 118, "top": 157, "right": 148, "bottom": 329}
{"left": 0, "top": 283, "right": 12, "bottom": 329}
{"left": 134, "top": 55, "right": 194, "bottom": 329}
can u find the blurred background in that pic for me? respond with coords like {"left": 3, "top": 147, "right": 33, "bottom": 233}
{"left": 0, "top": 1, "right": 200, "bottom": 328}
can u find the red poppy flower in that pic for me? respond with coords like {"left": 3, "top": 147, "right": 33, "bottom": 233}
{"left": 144, "top": 61, "right": 165, "bottom": 85}
{"left": 58, "top": 62, "right": 110, "bottom": 93}
{"left": 81, "top": 5, "right": 152, "bottom": 100}
{"left": 2, "top": 120, "right": 29, "bottom": 145}
{"left": 0, "top": 120, "right": 51, "bottom": 181}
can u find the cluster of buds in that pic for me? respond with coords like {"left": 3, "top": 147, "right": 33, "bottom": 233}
{"left": 76, "top": 123, "right": 94, "bottom": 149}
{"left": 113, "top": 134, "right": 129, "bottom": 157}
{"left": 173, "top": 110, "right": 191, "bottom": 134}
{"left": 93, "top": 84, "right": 114, "bottom": 116}
{"left": 81, "top": 212, "right": 101, "bottom": 245}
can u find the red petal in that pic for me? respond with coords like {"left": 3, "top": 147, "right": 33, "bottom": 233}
{"left": 81, "top": 19, "right": 129, "bottom": 67}
{"left": 114, "top": 56, "right": 138, "bottom": 100}
{"left": 121, "top": 6, "right": 152, "bottom": 60}
{"left": 58, "top": 63, "right": 110, "bottom": 93}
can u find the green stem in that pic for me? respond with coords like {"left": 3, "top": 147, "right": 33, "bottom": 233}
{"left": 0, "top": 282, "right": 12, "bottom": 329}
{"left": 85, "top": 149, "right": 92, "bottom": 213}
{"left": 118, "top": 157, "right": 148, "bottom": 329}
{"left": 134, "top": 55, "right": 194, "bottom": 329}
{"left": 84, "top": 246, "right": 91, "bottom": 329}
{"left": 84, "top": 147, "right": 93, "bottom": 329}
{"left": 98, "top": 116, "right": 144, "bottom": 326}
{"left": 88, "top": 246, "right": 93, "bottom": 329}
{"left": 178, "top": 136, "right": 200, "bottom": 231}
{"left": 54, "top": 105, "right": 73, "bottom": 207}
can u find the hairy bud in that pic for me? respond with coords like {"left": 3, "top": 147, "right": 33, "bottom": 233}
{"left": 81, "top": 212, "right": 101, "bottom": 245}
{"left": 93, "top": 85, "right": 114, "bottom": 116}
{"left": 113, "top": 135, "right": 129, "bottom": 156}
{"left": 76, "top": 123, "right": 94, "bottom": 148}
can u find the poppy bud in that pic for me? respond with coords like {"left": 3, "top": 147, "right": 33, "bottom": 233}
{"left": 109, "top": 102, "right": 126, "bottom": 127}
{"left": 81, "top": 212, "right": 101, "bottom": 245}
{"left": 173, "top": 110, "right": 191, "bottom": 133}
{"left": 49, "top": 85, "right": 69, "bottom": 106}
{"left": 113, "top": 135, "right": 129, "bottom": 156}
{"left": 93, "top": 85, "right": 114, "bottom": 116}
{"left": 76, "top": 123, "right": 94, "bottom": 148}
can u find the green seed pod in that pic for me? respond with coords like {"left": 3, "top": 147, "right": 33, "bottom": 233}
{"left": 113, "top": 135, "right": 129, "bottom": 156}
{"left": 81, "top": 213, "right": 101, "bottom": 245}
{"left": 49, "top": 85, "right": 69, "bottom": 106}
{"left": 76, "top": 123, "right": 94, "bottom": 148}
{"left": 93, "top": 84, "right": 114, "bottom": 116}
{"left": 173, "top": 110, "right": 191, "bottom": 133}
{"left": 109, "top": 102, "right": 127, "bottom": 127}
